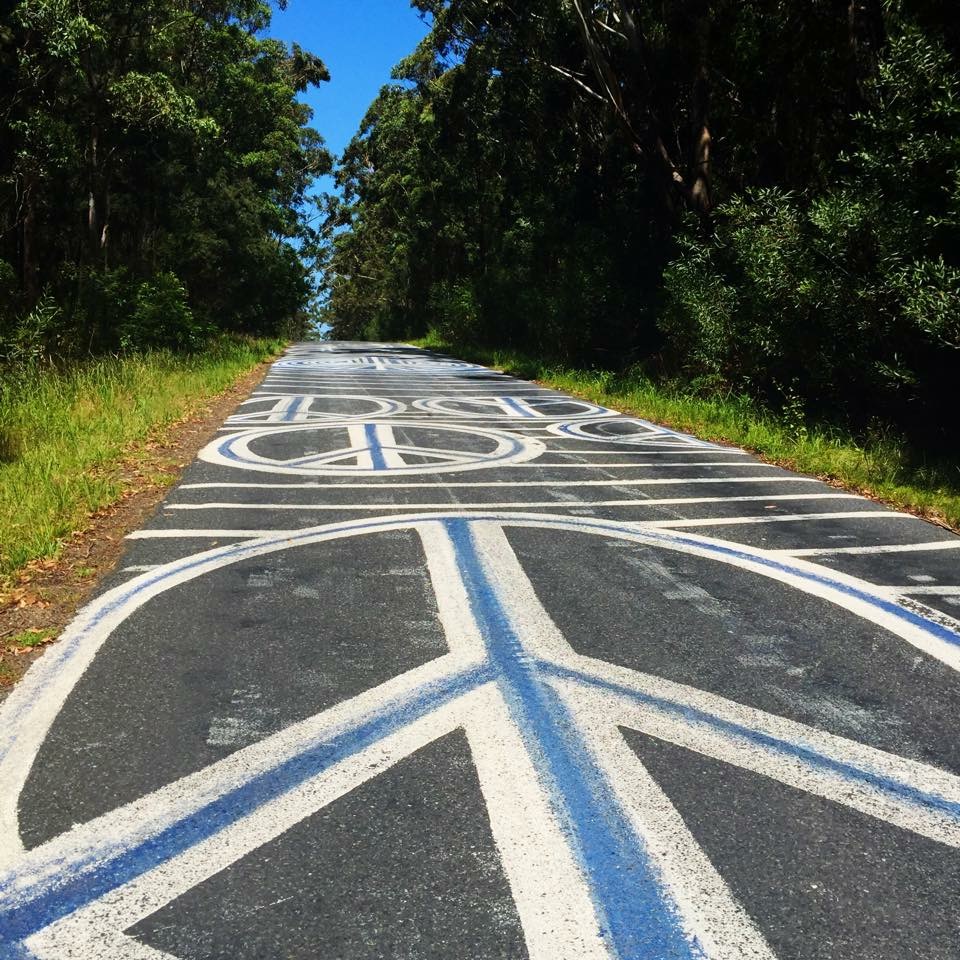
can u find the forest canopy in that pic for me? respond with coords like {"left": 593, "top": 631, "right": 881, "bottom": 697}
{"left": 323, "top": 0, "right": 960, "bottom": 452}
{"left": 0, "top": 0, "right": 330, "bottom": 355}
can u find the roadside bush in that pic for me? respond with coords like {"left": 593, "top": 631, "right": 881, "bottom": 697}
{"left": 120, "top": 272, "right": 209, "bottom": 352}
{"left": 660, "top": 18, "right": 960, "bottom": 452}
{"left": 0, "top": 292, "right": 70, "bottom": 363}
{"left": 427, "top": 280, "right": 482, "bottom": 345}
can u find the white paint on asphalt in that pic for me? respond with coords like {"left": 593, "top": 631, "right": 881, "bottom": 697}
{"left": 412, "top": 395, "right": 615, "bottom": 420}
{"left": 774, "top": 541, "right": 960, "bottom": 557}
{"left": 883, "top": 585, "right": 960, "bottom": 595}
{"left": 226, "top": 395, "right": 405, "bottom": 423}
{"left": 642, "top": 511, "right": 910, "bottom": 528}
{"left": 162, "top": 495, "right": 852, "bottom": 512}
{"left": 200, "top": 422, "right": 547, "bottom": 477}
{"left": 6, "top": 341, "right": 960, "bottom": 956}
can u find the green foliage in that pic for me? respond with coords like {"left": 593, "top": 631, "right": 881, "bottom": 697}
{"left": 0, "top": 0, "right": 330, "bottom": 355}
{"left": 322, "top": 0, "right": 959, "bottom": 457}
{"left": 121, "top": 273, "right": 207, "bottom": 352}
{"left": 428, "top": 281, "right": 482, "bottom": 345}
{"left": 2, "top": 294, "right": 68, "bottom": 363}
{"left": 661, "top": 9, "right": 960, "bottom": 450}
{"left": 0, "top": 336, "right": 281, "bottom": 576}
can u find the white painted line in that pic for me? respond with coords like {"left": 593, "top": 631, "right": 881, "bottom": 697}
{"left": 202, "top": 421, "right": 547, "bottom": 477}
{"left": 457, "top": 462, "right": 782, "bottom": 469}
{"left": 395, "top": 461, "right": 751, "bottom": 468}
{"left": 464, "top": 687, "right": 613, "bottom": 959}
{"left": 417, "top": 523, "right": 614, "bottom": 959}
{"left": 164, "top": 497, "right": 858, "bottom": 512}
{"left": 253, "top": 390, "right": 553, "bottom": 397}
{"left": 883, "top": 585, "right": 960, "bottom": 595}
{"left": 640, "top": 510, "right": 909, "bottom": 529}
{"left": 181, "top": 477, "right": 845, "bottom": 492}
{"left": 467, "top": 522, "right": 775, "bottom": 958}
{"left": 774, "top": 540, "right": 960, "bottom": 557}
{"left": 24, "top": 691, "right": 480, "bottom": 960}
{"left": 126, "top": 530, "right": 289, "bottom": 539}
{"left": 545, "top": 450, "right": 750, "bottom": 456}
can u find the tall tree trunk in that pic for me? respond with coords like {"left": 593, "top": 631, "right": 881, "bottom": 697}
{"left": 687, "top": 5, "right": 713, "bottom": 220}
{"left": 22, "top": 175, "right": 39, "bottom": 307}
{"left": 87, "top": 130, "right": 110, "bottom": 267}
{"left": 848, "top": 0, "right": 887, "bottom": 101}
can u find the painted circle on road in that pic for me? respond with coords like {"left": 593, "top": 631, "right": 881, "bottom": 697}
{"left": 549, "top": 417, "right": 722, "bottom": 449}
{"left": 3, "top": 512, "right": 959, "bottom": 958}
{"left": 272, "top": 357, "right": 485, "bottom": 372}
{"left": 412, "top": 396, "right": 615, "bottom": 420}
{"left": 227, "top": 395, "right": 404, "bottom": 425}
{"left": 200, "top": 421, "right": 546, "bottom": 476}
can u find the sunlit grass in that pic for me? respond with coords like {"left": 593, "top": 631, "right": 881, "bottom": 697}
{"left": 413, "top": 333, "right": 960, "bottom": 531}
{"left": 0, "top": 337, "right": 284, "bottom": 577}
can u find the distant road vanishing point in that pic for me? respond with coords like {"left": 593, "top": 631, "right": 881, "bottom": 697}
{"left": 2, "top": 341, "right": 960, "bottom": 960}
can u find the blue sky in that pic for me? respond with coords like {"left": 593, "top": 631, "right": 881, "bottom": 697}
{"left": 269, "top": 0, "right": 431, "bottom": 191}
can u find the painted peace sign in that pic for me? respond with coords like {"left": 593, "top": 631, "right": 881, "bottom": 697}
{"left": 412, "top": 395, "right": 616, "bottom": 420}
{"left": 549, "top": 416, "right": 724, "bottom": 449}
{"left": 2, "top": 512, "right": 958, "bottom": 959}
{"left": 200, "top": 421, "right": 546, "bottom": 476}
{"left": 225, "top": 394, "right": 405, "bottom": 425}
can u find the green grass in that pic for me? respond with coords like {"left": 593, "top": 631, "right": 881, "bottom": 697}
{"left": 0, "top": 336, "right": 283, "bottom": 577}
{"left": 412, "top": 332, "right": 960, "bottom": 531}
{"left": 9, "top": 628, "right": 56, "bottom": 648}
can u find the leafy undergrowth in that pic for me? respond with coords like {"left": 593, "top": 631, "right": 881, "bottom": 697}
{"left": 413, "top": 333, "right": 960, "bottom": 532}
{"left": 0, "top": 336, "right": 283, "bottom": 578}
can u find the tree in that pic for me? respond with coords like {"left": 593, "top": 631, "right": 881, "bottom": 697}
{"left": 0, "top": 0, "right": 330, "bottom": 351}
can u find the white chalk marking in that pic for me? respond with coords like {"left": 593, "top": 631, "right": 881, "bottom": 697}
{"left": 126, "top": 530, "right": 289, "bottom": 539}
{"left": 463, "top": 687, "right": 613, "bottom": 959}
{"left": 227, "top": 395, "right": 404, "bottom": 423}
{"left": 642, "top": 511, "right": 909, "bottom": 529}
{"left": 164, "top": 496, "right": 853, "bottom": 512}
{"left": 882, "top": 585, "right": 960, "bottom": 596}
{"left": 5, "top": 511, "right": 960, "bottom": 956}
{"left": 774, "top": 540, "right": 960, "bottom": 557}
{"left": 201, "top": 422, "right": 547, "bottom": 477}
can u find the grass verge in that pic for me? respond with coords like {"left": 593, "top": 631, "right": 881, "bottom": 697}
{"left": 0, "top": 336, "right": 283, "bottom": 578}
{"left": 413, "top": 332, "right": 960, "bottom": 532}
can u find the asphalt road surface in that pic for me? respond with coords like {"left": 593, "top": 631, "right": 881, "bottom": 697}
{"left": 2, "top": 341, "right": 960, "bottom": 960}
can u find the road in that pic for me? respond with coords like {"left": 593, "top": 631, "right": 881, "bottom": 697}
{"left": 2, "top": 341, "right": 960, "bottom": 959}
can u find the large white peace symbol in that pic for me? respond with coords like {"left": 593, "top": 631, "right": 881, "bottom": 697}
{"left": 412, "top": 396, "right": 616, "bottom": 420}
{"left": 226, "top": 395, "right": 404, "bottom": 425}
{"left": 199, "top": 422, "right": 545, "bottom": 476}
{"left": 1, "top": 512, "right": 958, "bottom": 960}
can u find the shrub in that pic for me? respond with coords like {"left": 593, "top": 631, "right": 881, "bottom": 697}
{"left": 120, "top": 272, "right": 208, "bottom": 352}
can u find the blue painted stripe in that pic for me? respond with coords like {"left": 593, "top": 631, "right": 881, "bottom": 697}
{"left": 498, "top": 397, "right": 537, "bottom": 418}
{"left": 8, "top": 511, "right": 957, "bottom": 771}
{"left": 364, "top": 423, "right": 388, "bottom": 471}
{"left": 542, "top": 662, "right": 960, "bottom": 821}
{"left": 0, "top": 666, "right": 489, "bottom": 945}
{"left": 0, "top": 943, "right": 37, "bottom": 960}
{"left": 282, "top": 397, "right": 305, "bottom": 422}
{"left": 218, "top": 430, "right": 529, "bottom": 473}
{"left": 445, "top": 520, "right": 700, "bottom": 960}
